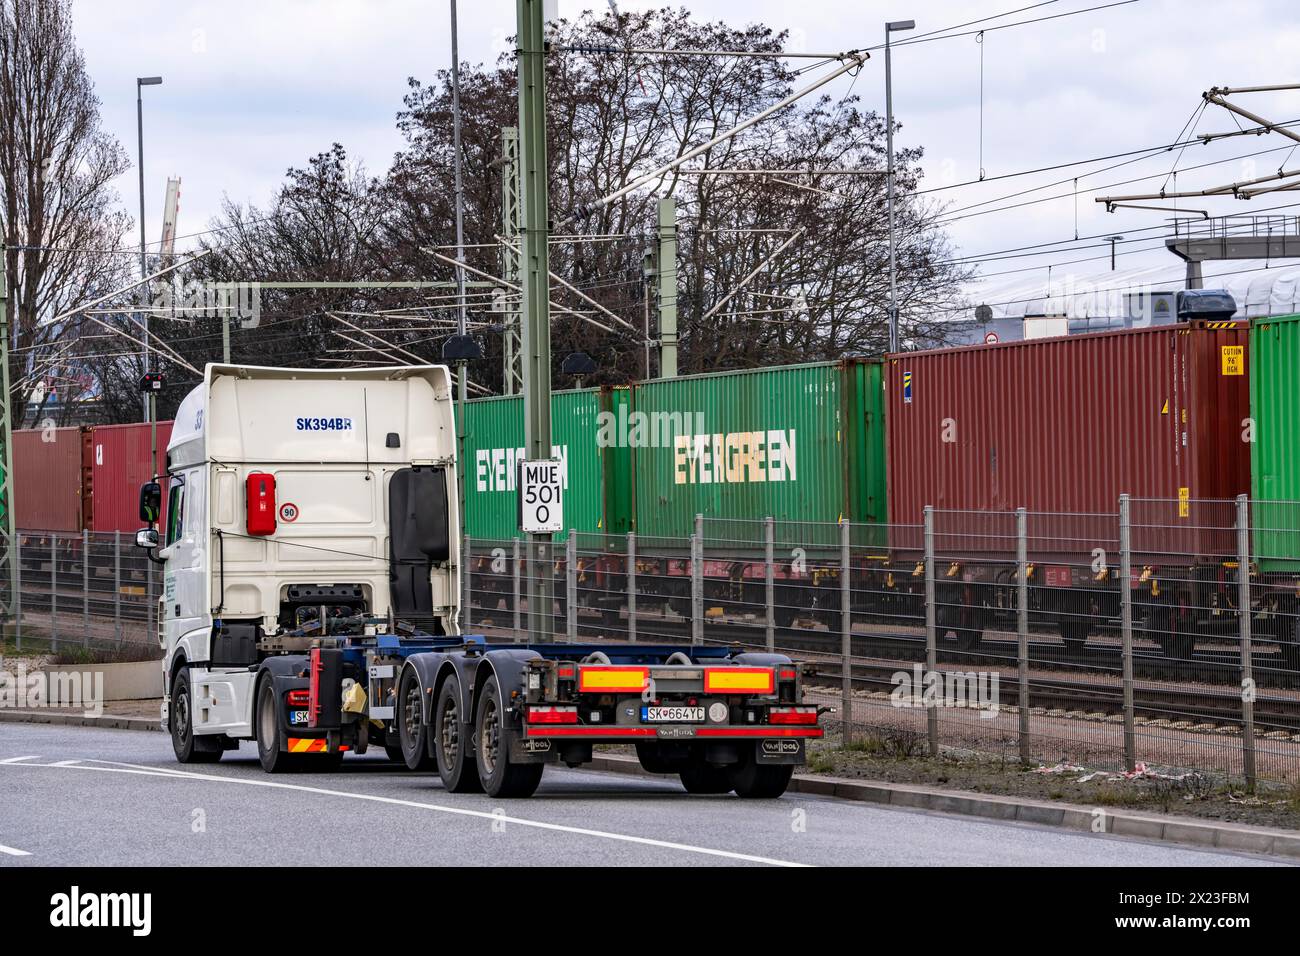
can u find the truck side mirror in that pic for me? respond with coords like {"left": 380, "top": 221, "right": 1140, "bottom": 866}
{"left": 139, "top": 481, "right": 162, "bottom": 523}
{"left": 135, "top": 528, "right": 159, "bottom": 550}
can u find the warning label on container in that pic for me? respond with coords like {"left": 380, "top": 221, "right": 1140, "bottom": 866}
{"left": 1221, "top": 345, "right": 1244, "bottom": 376}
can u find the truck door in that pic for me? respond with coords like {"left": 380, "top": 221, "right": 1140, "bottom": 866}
{"left": 159, "top": 466, "right": 207, "bottom": 654}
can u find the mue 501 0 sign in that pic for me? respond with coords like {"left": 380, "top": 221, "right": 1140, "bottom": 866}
{"left": 518, "top": 458, "right": 563, "bottom": 533}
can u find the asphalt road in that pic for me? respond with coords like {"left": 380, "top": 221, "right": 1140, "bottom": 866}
{"left": 0, "top": 723, "right": 1286, "bottom": 867}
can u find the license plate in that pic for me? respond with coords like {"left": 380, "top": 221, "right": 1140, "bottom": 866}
{"left": 641, "top": 706, "right": 704, "bottom": 723}
{"left": 288, "top": 709, "right": 310, "bottom": 725}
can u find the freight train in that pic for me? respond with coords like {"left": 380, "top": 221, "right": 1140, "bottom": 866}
{"left": 13, "top": 313, "right": 1300, "bottom": 669}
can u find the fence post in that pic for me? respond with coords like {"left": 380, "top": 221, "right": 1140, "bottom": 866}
{"left": 923, "top": 506, "right": 939, "bottom": 757}
{"left": 765, "top": 516, "right": 775, "bottom": 653}
{"left": 1237, "top": 494, "right": 1256, "bottom": 792}
{"left": 840, "top": 518, "right": 853, "bottom": 744}
{"left": 462, "top": 534, "right": 472, "bottom": 633}
{"left": 626, "top": 531, "right": 637, "bottom": 643}
{"left": 114, "top": 530, "right": 122, "bottom": 643}
{"left": 511, "top": 537, "right": 522, "bottom": 635}
{"left": 566, "top": 531, "right": 577, "bottom": 643}
{"left": 1119, "top": 494, "right": 1136, "bottom": 772}
{"left": 13, "top": 532, "right": 21, "bottom": 649}
{"left": 50, "top": 533, "right": 58, "bottom": 652}
{"left": 691, "top": 513, "right": 703, "bottom": 646}
{"left": 1016, "top": 508, "right": 1030, "bottom": 764}
{"left": 82, "top": 529, "right": 90, "bottom": 648}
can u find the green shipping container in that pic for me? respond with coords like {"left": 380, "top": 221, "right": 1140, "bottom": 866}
{"left": 1250, "top": 313, "right": 1300, "bottom": 570}
{"left": 460, "top": 388, "right": 630, "bottom": 540}
{"left": 629, "top": 359, "right": 886, "bottom": 543}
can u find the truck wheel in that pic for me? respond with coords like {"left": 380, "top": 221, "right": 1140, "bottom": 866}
{"left": 384, "top": 742, "right": 405, "bottom": 763}
{"left": 474, "top": 675, "right": 543, "bottom": 798}
{"left": 433, "top": 677, "right": 481, "bottom": 792}
{"left": 397, "top": 667, "right": 436, "bottom": 771}
{"left": 170, "top": 666, "right": 222, "bottom": 764}
{"left": 679, "top": 757, "right": 733, "bottom": 794}
{"left": 728, "top": 750, "right": 794, "bottom": 798}
{"left": 255, "top": 676, "right": 301, "bottom": 774}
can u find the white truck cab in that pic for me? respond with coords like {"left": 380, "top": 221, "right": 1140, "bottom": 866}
{"left": 137, "top": 363, "right": 459, "bottom": 761}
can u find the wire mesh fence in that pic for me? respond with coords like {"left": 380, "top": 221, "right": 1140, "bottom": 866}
{"left": 462, "top": 496, "right": 1300, "bottom": 789}
{"left": 3, "top": 531, "right": 162, "bottom": 653}
{"left": 4, "top": 496, "right": 1300, "bottom": 788}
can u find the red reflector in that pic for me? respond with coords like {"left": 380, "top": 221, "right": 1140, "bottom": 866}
{"left": 527, "top": 706, "right": 579, "bottom": 724}
{"left": 779, "top": 669, "right": 797, "bottom": 680}
{"left": 286, "top": 689, "right": 310, "bottom": 707}
{"left": 557, "top": 666, "right": 575, "bottom": 679}
{"left": 768, "top": 707, "right": 818, "bottom": 725}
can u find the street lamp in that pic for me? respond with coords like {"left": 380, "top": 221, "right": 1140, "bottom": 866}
{"left": 136, "top": 76, "right": 162, "bottom": 476}
{"left": 885, "top": 19, "right": 913, "bottom": 354}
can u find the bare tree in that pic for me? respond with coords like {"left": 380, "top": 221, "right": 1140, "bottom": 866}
{"left": 0, "top": 0, "right": 133, "bottom": 426}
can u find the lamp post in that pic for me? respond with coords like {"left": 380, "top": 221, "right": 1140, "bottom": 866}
{"left": 885, "top": 20, "right": 913, "bottom": 354}
{"left": 137, "top": 75, "right": 162, "bottom": 477}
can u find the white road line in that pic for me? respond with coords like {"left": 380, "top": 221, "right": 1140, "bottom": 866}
{"left": 3, "top": 758, "right": 807, "bottom": 867}
{"left": 0, "top": 844, "right": 32, "bottom": 857}
{"left": 47, "top": 759, "right": 82, "bottom": 767}
{"left": 0, "top": 756, "right": 41, "bottom": 764}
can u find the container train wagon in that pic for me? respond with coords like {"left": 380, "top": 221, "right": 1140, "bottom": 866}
{"left": 12, "top": 421, "right": 172, "bottom": 573}
{"left": 460, "top": 319, "right": 1300, "bottom": 669}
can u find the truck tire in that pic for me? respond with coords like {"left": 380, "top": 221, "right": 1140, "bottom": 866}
{"left": 679, "top": 756, "right": 733, "bottom": 794}
{"left": 433, "top": 676, "right": 481, "bottom": 792}
{"left": 255, "top": 675, "right": 302, "bottom": 774}
{"left": 397, "top": 667, "right": 436, "bottom": 771}
{"left": 473, "top": 674, "right": 543, "bottom": 798}
{"left": 728, "top": 750, "right": 794, "bottom": 798}
{"left": 635, "top": 742, "right": 676, "bottom": 774}
{"left": 170, "top": 666, "right": 222, "bottom": 764}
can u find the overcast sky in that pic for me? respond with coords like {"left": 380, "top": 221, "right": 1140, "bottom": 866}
{"left": 72, "top": 0, "right": 1300, "bottom": 295}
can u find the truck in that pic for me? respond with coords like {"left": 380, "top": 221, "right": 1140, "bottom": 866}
{"left": 135, "top": 363, "right": 823, "bottom": 798}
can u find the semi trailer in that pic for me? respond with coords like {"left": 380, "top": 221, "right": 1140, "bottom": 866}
{"left": 136, "top": 363, "right": 822, "bottom": 798}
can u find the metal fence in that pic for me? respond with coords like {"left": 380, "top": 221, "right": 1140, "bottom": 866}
{"left": 2, "top": 530, "right": 163, "bottom": 652}
{"left": 466, "top": 496, "right": 1300, "bottom": 790}
{"left": 5, "top": 497, "right": 1299, "bottom": 789}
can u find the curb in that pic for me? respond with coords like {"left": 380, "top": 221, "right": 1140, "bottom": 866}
{"left": 587, "top": 755, "right": 1300, "bottom": 860}
{"left": 8, "top": 712, "right": 1296, "bottom": 860}
{"left": 0, "top": 709, "right": 161, "bottom": 733}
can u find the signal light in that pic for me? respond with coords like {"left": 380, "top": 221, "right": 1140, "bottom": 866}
{"left": 286, "top": 689, "right": 310, "bottom": 707}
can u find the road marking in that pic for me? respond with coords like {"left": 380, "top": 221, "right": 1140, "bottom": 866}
{"left": 4, "top": 758, "right": 808, "bottom": 867}
{"left": 0, "top": 843, "right": 32, "bottom": 857}
{"left": 0, "top": 756, "right": 40, "bottom": 764}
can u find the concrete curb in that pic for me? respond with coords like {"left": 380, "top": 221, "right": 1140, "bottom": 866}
{"left": 587, "top": 755, "right": 1300, "bottom": 860}
{"left": 7, "top": 712, "right": 1296, "bottom": 860}
{"left": 0, "top": 709, "right": 161, "bottom": 733}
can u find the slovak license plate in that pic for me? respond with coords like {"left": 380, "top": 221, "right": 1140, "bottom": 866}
{"left": 641, "top": 705, "right": 704, "bottom": 723}
{"left": 289, "top": 709, "right": 310, "bottom": 725}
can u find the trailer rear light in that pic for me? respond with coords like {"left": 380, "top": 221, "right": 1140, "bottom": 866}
{"left": 286, "top": 689, "right": 310, "bottom": 707}
{"left": 703, "top": 667, "right": 774, "bottom": 694}
{"left": 527, "top": 706, "right": 578, "bottom": 724}
{"left": 578, "top": 666, "right": 649, "bottom": 693}
{"left": 557, "top": 665, "right": 575, "bottom": 680}
{"left": 778, "top": 668, "right": 797, "bottom": 680}
{"left": 768, "top": 706, "right": 818, "bottom": 725}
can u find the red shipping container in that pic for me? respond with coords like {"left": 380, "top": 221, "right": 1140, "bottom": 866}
{"left": 82, "top": 421, "right": 174, "bottom": 533}
{"left": 13, "top": 427, "right": 84, "bottom": 532}
{"left": 885, "top": 323, "right": 1251, "bottom": 561}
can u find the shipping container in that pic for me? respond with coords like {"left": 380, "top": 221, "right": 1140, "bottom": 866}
{"left": 631, "top": 359, "right": 886, "bottom": 542}
{"left": 13, "top": 427, "right": 85, "bottom": 532}
{"left": 83, "top": 421, "right": 174, "bottom": 533}
{"left": 461, "top": 388, "right": 626, "bottom": 540}
{"left": 885, "top": 323, "right": 1252, "bottom": 560}
{"left": 1249, "top": 313, "right": 1300, "bottom": 570}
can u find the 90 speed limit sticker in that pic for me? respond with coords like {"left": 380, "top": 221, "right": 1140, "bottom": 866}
{"left": 278, "top": 502, "right": 300, "bottom": 523}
